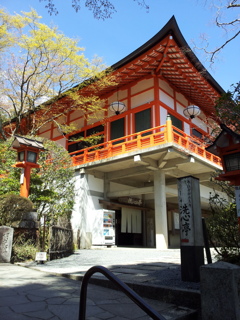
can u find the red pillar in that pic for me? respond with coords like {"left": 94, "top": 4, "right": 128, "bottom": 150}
{"left": 20, "top": 165, "right": 31, "bottom": 198}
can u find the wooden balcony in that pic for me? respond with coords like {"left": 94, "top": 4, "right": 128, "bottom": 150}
{"left": 70, "top": 120, "right": 221, "bottom": 168}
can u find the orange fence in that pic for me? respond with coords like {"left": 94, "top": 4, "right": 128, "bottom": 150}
{"left": 71, "top": 121, "right": 221, "bottom": 167}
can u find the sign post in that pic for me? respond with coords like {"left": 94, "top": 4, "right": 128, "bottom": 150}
{"left": 234, "top": 186, "right": 240, "bottom": 229}
{"left": 177, "top": 176, "right": 204, "bottom": 282}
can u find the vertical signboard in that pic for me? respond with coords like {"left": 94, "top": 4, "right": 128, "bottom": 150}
{"left": 235, "top": 186, "right": 240, "bottom": 217}
{"left": 178, "top": 176, "right": 204, "bottom": 282}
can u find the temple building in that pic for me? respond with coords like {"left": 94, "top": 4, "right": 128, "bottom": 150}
{"left": 36, "top": 16, "right": 225, "bottom": 249}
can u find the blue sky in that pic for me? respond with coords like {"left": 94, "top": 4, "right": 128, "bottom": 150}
{"left": 1, "top": 0, "right": 239, "bottom": 92}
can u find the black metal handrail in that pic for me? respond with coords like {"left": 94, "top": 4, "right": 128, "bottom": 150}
{"left": 79, "top": 265, "right": 166, "bottom": 320}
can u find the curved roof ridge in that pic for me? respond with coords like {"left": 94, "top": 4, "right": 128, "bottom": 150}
{"left": 112, "top": 16, "right": 224, "bottom": 95}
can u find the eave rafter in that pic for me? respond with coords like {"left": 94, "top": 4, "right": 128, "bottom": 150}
{"left": 82, "top": 17, "right": 223, "bottom": 116}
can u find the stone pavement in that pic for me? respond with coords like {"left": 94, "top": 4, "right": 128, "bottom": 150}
{"left": 0, "top": 248, "right": 208, "bottom": 319}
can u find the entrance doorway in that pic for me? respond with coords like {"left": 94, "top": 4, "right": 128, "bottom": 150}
{"left": 115, "top": 208, "right": 143, "bottom": 246}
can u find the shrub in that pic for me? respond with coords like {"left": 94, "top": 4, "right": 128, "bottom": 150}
{"left": 207, "top": 192, "right": 240, "bottom": 264}
{"left": 11, "top": 241, "right": 37, "bottom": 263}
{"left": 0, "top": 194, "right": 33, "bottom": 226}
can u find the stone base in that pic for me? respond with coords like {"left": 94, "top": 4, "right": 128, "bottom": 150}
{"left": 201, "top": 261, "right": 240, "bottom": 320}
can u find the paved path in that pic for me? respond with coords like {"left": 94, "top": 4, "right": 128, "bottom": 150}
{"left": 0, "top": 248, "right": 209, "bottom": 319}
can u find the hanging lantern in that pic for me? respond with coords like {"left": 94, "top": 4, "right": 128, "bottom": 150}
{"left": 183, "top": 105, "right": 201, "bottom": 119}
{"left": 109, "top": 101, "right": 126, "bottom": 115}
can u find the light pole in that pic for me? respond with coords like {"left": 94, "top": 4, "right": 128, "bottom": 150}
{"left": 11, "top": 135, "right": 45, "bottom": 198}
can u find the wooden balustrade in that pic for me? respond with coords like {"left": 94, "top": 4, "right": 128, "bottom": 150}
{"left": 71, "top": 121, "right": 222, "bottom": 167}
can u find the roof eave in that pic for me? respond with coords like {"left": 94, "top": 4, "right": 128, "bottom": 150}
{"left": 111, "top": 15, "right": 225, "bottom": 96}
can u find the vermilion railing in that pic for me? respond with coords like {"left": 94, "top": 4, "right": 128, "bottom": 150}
{"left": 71, "top": 120, "right": 222, "bottom": 167}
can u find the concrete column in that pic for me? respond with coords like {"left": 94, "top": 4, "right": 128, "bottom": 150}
{"left": 104, "top": 173, "right": 110, "bottom": 200}
{"left": 153, "top": 170, "right": 168, "bottom": 249}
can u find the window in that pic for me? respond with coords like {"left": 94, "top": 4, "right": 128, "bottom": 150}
{"left": 192, "top": 128, "right": 202, "bottom": 139}
{"left": 169, "top": 113, "right": 183, "bottom": 131}
{"left": 110, "top": 118, "right": 125, "bottom": 144}
{"left": 68, "top": 124, "right": 104, "bottom": 154}
{"left": 224, "top": 152, "right": 240, "bottom": 172}
{"left": 135, "top": 108, "right": 151, "bottom": 134}
{"left": 86, "top": 124, "right": 104, "bottom": 136}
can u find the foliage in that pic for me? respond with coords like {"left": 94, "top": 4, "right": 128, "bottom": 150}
{"left": 11, "top": 238, "right": 37, "bottom": 263}
{"left": 0, "top": 194, "right": 33, "bottom": 226}
{"left": 205, "top": 82, "right": 240, "bottom": 264}
{"left": 0, "top": 9, "right": 116, "bottom": 138}
{"left": 39, "top": 0, "right": 149, "bottom": 19}
{"left": 0, "top": 137, "right": 21, "bottom": 194}
{"left": 0, "top": 137, "right": 75, "bottom": 226}
{"left": 215, "top": 82, "right": 240, "bottom": 133}
{"left": 29, "top": 138, "right": 75, "bottom": 224}
{"left": 206, "top": 189, "right": 240, "bottom": 264}
{"left": 203, "top": 82, "right": 240, "bottom": 138}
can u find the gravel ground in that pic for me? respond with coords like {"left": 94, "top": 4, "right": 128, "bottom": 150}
{"left": 21, "top": 248, "right": 208, "bottom": 291}
{"left": 150, "top": 266, "right": 200, "bottom": 290}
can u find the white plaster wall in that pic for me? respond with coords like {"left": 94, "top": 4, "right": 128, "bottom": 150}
{"left": 110, "top": 181, "right": 135, "bottom": 192}
{"left": 160, "top": 90, "right": 174, "bottom": 109}
{"left": 176, "top": 92, "right": 188, "bottom": 106}
{"left": 69, "top": 115, "right": 84, "bottom": 128}
{"left": 71, "top": 172, "right": 105, "bottom": 248}
{"left": 200, "top": 184, "right": 228, "bottom": 202}
{"left": 54, "top": 137, "right": 67, "bottom": 148}
{"left": 176, "top": 102, "right": 185, "bottom": 116}
{"left": 131, "top": 89, "right": 154, "bottom": 109}
{"left": 38, "top": 122, "right": 51, "bottom": 134}
{"left": 108, "top": 89, "right": 128, "bottom": 103}
{"left": 192, "top": 116, "right": 208, "bottom": 132}
{"left": 88, "top": 175, "right": 104, "bottom": 192}
{"left": 71, "top": 172, "right": 94, "bottom": 248}
{"left": 184, "top": 122, "right": 191, "bottom": 135}
{"left": 131, "top": 78, "right": 154, "bottom": 95}
{"left": 87, "top": 110, "right": 105, "bottom": 125}
{"left": 159, "top": 79, "right": 174, "bottom": 96}
{"left": 52, "top": 128, "right": 61, "bottom": 139}
{"left": 160, "top": 107, "right": 168, "bottom": 125}
{"left": 38, "top": 131, "right": 51, "bottom": 139}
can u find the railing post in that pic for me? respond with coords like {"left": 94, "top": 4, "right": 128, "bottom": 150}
{"left": 166, "top": 115, "right": 173, "bottom": 143}
{"left": 122, "top": 142, "right": 126, "bottom": 153}
{"left": 83, "top": 150, "right": 87, "bottom": 163}
{"left": 150, "top": 134, "right": 154, "bottom": 146}
{"left": 95, "top": 150, "right": 99, "bottom": 160}
{"left": 137, "top": 134, "right": 141, "bottom": 148}
{"left": 108, "top": 141, "right": 112, "bottom": 157}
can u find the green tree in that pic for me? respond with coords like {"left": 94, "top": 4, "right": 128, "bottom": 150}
{"left": 206, "top": 84, "right": 240, "bottom": 263}
{"left": 29, "top": 138, "right": 75, "bottom": 225}
{"left": 207, "top": 188, "right": 240, "bottom": 264}
{"left": 0, "top": 9, "right": 116, "bottom": 139}
{"left": 0, "top": 137, "right": 75, "bottom": 225}
{"left": 215, "top": 82, "right": 240, "bottom": 132}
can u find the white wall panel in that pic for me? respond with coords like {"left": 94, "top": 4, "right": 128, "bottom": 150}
{"left": 160, "top": 90, "right": 174, "bottom": 109}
